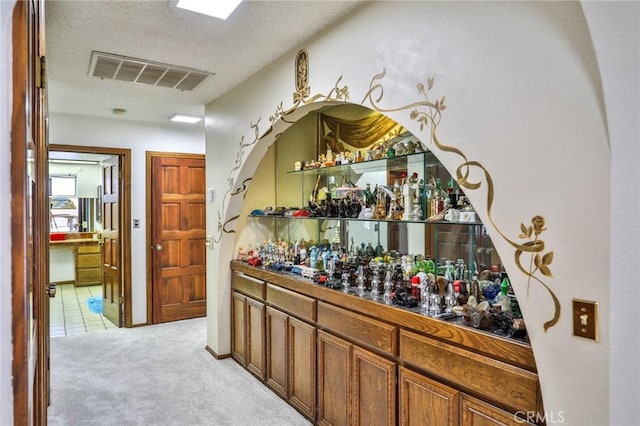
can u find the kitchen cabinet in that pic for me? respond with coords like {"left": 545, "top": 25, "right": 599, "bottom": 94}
{"left": 75, "top": 243, "right": 101, "bottom": 286}
{"left": 398, "top": 366, "right": 460, "bottom": 426}
{"left": 230, "top": 262, "right": 543, "bottom": 425}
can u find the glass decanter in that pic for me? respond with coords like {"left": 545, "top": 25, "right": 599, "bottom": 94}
{"left": 356, "top": 265, "right": 366, "bottom": 297}
{"left": 383, "top": 270, "right": 393, "bottom": 304}
{"left": 370, "top": 265, "right": 381, "bottom": 299}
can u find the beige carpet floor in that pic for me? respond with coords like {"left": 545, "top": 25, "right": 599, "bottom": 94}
{"left": 48, "top": 317, "right": 311, "bottom": 426}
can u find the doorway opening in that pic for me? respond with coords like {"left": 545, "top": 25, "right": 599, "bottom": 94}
{"left": 48, "top": 144, "right": 132, "bottom": 332}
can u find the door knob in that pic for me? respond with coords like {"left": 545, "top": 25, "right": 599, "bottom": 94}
{"left": 46, "top": 283, "right": 56, "bottom": 298}
{"left": 152, "top": 244, "right": 162, "bottom": 251}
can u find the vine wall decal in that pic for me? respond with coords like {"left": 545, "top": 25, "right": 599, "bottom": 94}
{"left": 212, "top": 73, "right": 350, "bottom": 244}
{"left": 210, "top": 56, "right": 559, "bottom": 332}
{"left": 361, "top": 69, "right": 559, "bottom": 332}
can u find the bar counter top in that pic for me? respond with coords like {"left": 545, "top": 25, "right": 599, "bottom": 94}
{"left": 49, "top": 238, "right": 98, "bottom": 247}
{"left": 230, "top": 260, "right": 536, "bottom": 373}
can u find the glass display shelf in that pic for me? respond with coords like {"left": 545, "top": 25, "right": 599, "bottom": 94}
{"left": 248, "top": 213, "right": 481, "bottom": 227}
{"left": 286, "top": 150, "right": 440, "bottom": 176}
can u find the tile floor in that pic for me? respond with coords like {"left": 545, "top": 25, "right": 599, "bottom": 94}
{"left": 49, "top": 284, "right": 118, "bottom": 337}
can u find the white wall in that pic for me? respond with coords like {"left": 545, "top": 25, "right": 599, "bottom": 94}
{"left": 0, "top": 1, "right": 16, "bottom": 422}
{"left": 49, "top": 162, "right": 102, "bottom": 199}
{"left": 581, "top": 2, "right": 640, "bottom": 425}
{"left": 49, "top": 112, "right": 205, "bottom": 324}
{"left": 205, "top": 2, "right": 636, "bottom": 424}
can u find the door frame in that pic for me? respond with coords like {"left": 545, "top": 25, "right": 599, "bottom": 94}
{"left": 49, "top": 144, "right": 133, "bottom": 327}
{"left": 145, "top": 151, "right": 206, "bottom": 324}
{"left": 12, "top": 0, "right": 49, "bottom": 422}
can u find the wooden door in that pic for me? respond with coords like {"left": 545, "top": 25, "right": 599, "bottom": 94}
{"left": 151, "top": 155, "right": 206, "bottom": 323}
{"left": 101, "top": 155, "right": 122, "bottom": 326}
{"left": 399, "top": 366, "right": 460, "bottom": 426}
{"left": 352, "top": 346, "right": 396, "bottom": 426}
{"left": 317, "top": 330, "right": 352, "bottom": 426}
{"left": 266, "top": 307, "right": 288, "bottom": 398}
{"left": 288, "top": 317, "right": 316, "bottom": 420}
{"left": 11, "top": 0, "right": 49, "bottom": 423}
{"left": 231, "top": 292, "right": 247, "bottom": 365}
{"left": 246, "top": 298, "right": 266, "bottom": 380}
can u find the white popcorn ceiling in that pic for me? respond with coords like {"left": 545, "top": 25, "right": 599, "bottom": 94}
{"left": 45, "top": 0, "right": 366, "bottom": 124}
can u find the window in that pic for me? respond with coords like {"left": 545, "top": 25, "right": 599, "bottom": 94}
{"left": 50, "top": 175, "right": 78, "bottom": 232}
{"left": 50, "top": 174, "right": 77, "bottom": 197}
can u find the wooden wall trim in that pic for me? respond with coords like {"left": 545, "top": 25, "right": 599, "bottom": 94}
{"left": 205, "top": 345, "right": 232, "bottom": 360}
{"left": 11, "top": 1, "right": 29, "bottom": 423}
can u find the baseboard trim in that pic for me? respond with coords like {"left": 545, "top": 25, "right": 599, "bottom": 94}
{"left": 205, "top": 345, "right": 231, "bottom": 360}
{"left": 50, "top": 280, "right": 74, "bottom": 286}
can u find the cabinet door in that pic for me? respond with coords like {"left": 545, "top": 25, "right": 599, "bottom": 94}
{"left": 351, "top": 346, "right": 396, "bottom": 426}
{"left": 266, "top": 306, "right": 288, "bottom": 398}
{"left": 317, "top": 330, "right": 352, "bottom": 426}
{"left": 399, "top": 366, "right": 460, "bottom": 426}
{"left": 461, "top": 394, "right": 535, "bottom": 426}
{"left": 246, "top": 298, "right": 266, "bottom": 380}
{"left": 288, "top": 317, "right": 316, "bottom": 419}
{"left": 231, "top": 292, "right": 246, "bottom": 365}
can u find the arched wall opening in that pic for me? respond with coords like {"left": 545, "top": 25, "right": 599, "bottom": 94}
{"left": 224, "top": 97, "right": 538, "bottom": 360}
{"left": 232, "top": 101, "right": 519, "bottom": 306}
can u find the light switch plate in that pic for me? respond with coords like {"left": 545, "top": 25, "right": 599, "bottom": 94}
{"left": 572, "top": 298, "right": 598, "bottom": 341}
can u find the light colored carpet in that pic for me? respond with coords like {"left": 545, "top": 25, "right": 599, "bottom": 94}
{"left": 48, "top": 317, "right": 312, "bottom": 426}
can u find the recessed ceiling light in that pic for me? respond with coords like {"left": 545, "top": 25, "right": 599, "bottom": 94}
{"left": 169, "top": 113, "right": 203, "bottom": 124}
{"left": 176, "top": 0, "right": 243, "bottom": 20}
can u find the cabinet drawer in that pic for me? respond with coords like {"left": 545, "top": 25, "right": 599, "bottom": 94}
{"left": 77, "top": 253, "right": 101, "bottom": 268}
{"left": 399, "top": 329, "right": 539, "bottom": 414}
{"left": 317, "top": 302, "right": 396, "bottom": 356}
{"left": 232, "top": 272, "right": 265, "bottom": 300}
{"left": 77, "top": 244, "right": 101, "bottom": 254}
{"left": 266, "top": 284, "right": 315, "bottom": 322}
{"left": 77, "top": 268, "right": 101, "bottom": 284}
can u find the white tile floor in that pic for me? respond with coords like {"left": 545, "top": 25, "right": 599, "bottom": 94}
{"left": 49, "top": 284, "right": 118, "bottom": 337}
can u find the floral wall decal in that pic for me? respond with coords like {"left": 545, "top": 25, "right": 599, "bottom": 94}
{"left": 362, "top": 69, "right": 559, "bottom": 331}
{"left": 212, "top": 72, "right": 350, "bottom": 245}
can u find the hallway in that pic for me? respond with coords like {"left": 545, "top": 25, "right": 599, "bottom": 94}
{"left": 48, "top": 317, "right": 310, "bottom": 426}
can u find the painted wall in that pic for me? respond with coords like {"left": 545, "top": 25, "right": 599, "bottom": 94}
{"left": 205, "top": 2, "right": 638, "bottom": 424}
{"left": 581, "top": 3, "right": 640, "bottom": 425}
{"left": 49, "top": 113, "right": 205, "bottom": 324}
{"left": 0, "top": 0, "right": 16, "bottom": 422}
{"left": 49, "top": 162, "right": 102, "bottom": 199}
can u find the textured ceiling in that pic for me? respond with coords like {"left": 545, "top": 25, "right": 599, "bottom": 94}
{"left": 45, "top": 0, "right": 366, "bottom": 125}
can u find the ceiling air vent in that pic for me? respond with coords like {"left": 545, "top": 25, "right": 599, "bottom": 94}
{"left": 88, "top": 51, "right": 214, "bottom": 91}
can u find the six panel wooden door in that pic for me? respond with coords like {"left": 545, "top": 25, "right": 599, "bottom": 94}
{"left": 151, "top": 155, "right": 206, "bottom": 323}
{"left": 102, "top": 155, "right": 122, "bottom": 326}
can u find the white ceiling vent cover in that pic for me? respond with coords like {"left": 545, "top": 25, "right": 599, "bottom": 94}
{"left": 88, "top": 51, "right": 214, "bottom": 91}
